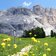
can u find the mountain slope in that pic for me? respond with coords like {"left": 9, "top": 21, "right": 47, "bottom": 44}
{"left": 0, "top": 5, "right": 56, "bottom": 36}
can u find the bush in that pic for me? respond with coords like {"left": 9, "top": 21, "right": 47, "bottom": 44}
{"left": 23, "top": 27, "right": 46, "bottom": 38}
{"left": 54, "top": 32, "right": 56, "bottom": 38}
{"left": 51, "top": 30, "right": 56, "bottom": 38}
{"left": 51, "top": 30, "right": 54, "bottom": 37}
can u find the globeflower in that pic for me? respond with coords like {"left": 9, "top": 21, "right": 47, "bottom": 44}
{"left": 31, "top": 37, "right": 37, "bottom": 42}
{"left": 46, "top": 48, "right": 51, "bottom": 51}
{"left": 1, "top": 42, "right": 6, "bottom": 48}
{"left": 37, "top": 40, "right": 40, "bottom": 43}
{"left": 30, "top": 51, "right": 33, "bottom": 54}
{"left": 33, "top": 39, "right": 37, "bottom": 43}
{"left": 34, "top": 34, "right": 37, "bottom": 37}
{"left": 3, "top": 39, "right": 7, "bottom": 42}
{"left": 44, "top": 43, "right": 48, "bottom": 46}
{"left": 23, "top": 52, "right": 28, "bottom": 56}
{"left": 19, "top": 38, "right": 22, "bottom": 41}
{"left": 31, "top": 37, "right": 37, "bottom": 43}
{"left": 29, "top": 32, "right": 32, "bottom": 35}
{"left": 43, "top": 54, "right": 47, "bottom": 56}
{"left": 31, "top": 37, "right": 35, "bottom": 40}
{"left": 7, "top": 44, "right": 11, "bottom": 47}
{"left": 7, "top": 38, "right": 11, "bottom": 41}
{"left": 13, "top": 44, "right": 17, "bottom": 48}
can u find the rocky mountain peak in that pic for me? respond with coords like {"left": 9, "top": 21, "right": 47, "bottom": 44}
{"left": 6, "top": 7, "right": 33, "bottom": 15}
{"left": 33, "top": 5, "right": 45, "bottom": 15}
{"left": 0, "top": 5, "right": 56, "bottom": 36}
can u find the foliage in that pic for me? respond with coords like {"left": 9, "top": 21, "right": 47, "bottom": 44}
{"left": 51, "top": 30, "right": 54, "bottom": 37}
{"left": 51, "top": 30, "right": 56, "bottom": 38}
{"left": 23, "top": 27, "right": 45, "bottom": 38}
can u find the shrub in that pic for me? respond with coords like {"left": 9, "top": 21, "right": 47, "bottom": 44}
{"left": 23, "top": 27, "right": 46, "bottom": 38}
{"left": 51, "top": 30, "right": 54, "bottom": 37}
{"left": 54, "top": 32, "right": 56, "bottom": 38}
{"left": 51, "top": 30, "right": 56, "bottom": 38}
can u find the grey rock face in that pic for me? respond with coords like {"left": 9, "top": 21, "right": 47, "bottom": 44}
{"left": 0, "top": 5, "right": 56, "bottom": 36}
{"left": 6, "top": 7, "right": 33, "bottom": 15}
{"left": 33, "top": 5, "right": 45, "bottom": 15}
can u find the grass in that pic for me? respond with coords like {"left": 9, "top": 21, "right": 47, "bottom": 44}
{"left": 0, "top": 34, "right": 56, "bottom": 56}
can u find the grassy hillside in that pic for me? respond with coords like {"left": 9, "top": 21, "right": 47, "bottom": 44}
{"left": 0, "top": 34, "right": 56, "bottom": 56}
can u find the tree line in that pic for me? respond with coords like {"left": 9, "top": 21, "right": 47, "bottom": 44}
{"left": 23, "top": 27, "right": 45, "bottom": 38}
{"left": 22, "top": 26, "right": 56, "bottom": 38}
{"left": 51, "top": 30, "right": 56, "bottom": 38}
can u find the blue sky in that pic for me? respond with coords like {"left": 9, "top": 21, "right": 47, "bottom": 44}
{"left": 0, "top": 0, "right": 56, "bottom": 10}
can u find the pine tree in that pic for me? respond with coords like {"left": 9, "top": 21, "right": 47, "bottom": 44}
{"left": 51, "top": 30, "right": 54, "bottom": 37}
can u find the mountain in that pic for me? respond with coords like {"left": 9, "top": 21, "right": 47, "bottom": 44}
{"left": 0, "top": 5, "right": 56, "bottom": 36}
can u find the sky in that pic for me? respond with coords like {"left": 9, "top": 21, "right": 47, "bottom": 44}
{"left": 0, "top": 0, "right": 56, "bottom": 10}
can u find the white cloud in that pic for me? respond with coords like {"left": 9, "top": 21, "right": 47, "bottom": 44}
{"left": 23, "top": 1, "right": 32, "bottom": 7}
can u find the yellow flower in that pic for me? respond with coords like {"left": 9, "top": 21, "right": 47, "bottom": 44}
{"left": 13, "top": 44, "right": 17, "bottom": 48}
{"left": 43, "top": 54, "right": 47, "bottom": 56}
{"left": 34, "top": 34, "right": 37, "bottom": 37}
{"left": 37, "top": 40, "right": 40, "bottom": 43}
{"left": 46, "top": 48, "right": 51, "bottom": 51}
{"left": 23, "top": 52, "right": 28, "bottom": 56}
{"left": 30, "top": 51, "right": 33, "bottom": 54}
{"left": 44, "top": 43, "right": 48, "bottom": 46}
{"left": 31, "top": 37, "right": 37, "bottom": 43}
{"left": 1, "top": 42, "right": 6, "bottom": 48}
{"left": 7, "top": 44, "right": 11, "bottom": 47}
{"left": 1, "top": 42, "right": 6, "bottom": 46}
{"left": 19, "top": 38, "right": 22, "bottom": 41}
{"left": 32, "top": 54, "right": 35, "bottom": 56}
{"left": 7, "top": 38, "right": 11, "bottom": 41}
{"left": 33, "top": 39, "right": 37, "bottom": 43}
{"left": 31, "top": 37, "right": 35, "bottom": 40}
{"left": 3, "top": 39, "right": 7, "bottom": 42}
{"left": 29, "top": 32, "right": 32, "bottom": 35}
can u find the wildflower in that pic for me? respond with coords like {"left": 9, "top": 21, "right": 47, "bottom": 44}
{"left": 34, "top": 34, "right": 37, "bottom": 37}
{"left": 31, "top": 37, "right": 37, "bottom": 43}
{"left": 13, "top": 44, "right": 17, "bottom": 48}
{"left": 7, "top": 44, "right": 11, "bottom": 47}
{"left": 31, "top": 37, "right": 35, "bottom": 41}
{"left": 32, "top": 54, "right": 35, "bottom": 56}
{"left": 31, "top": 37, "right": 35, "bottom": 40}
{"left": 37, "top": 40, "right": 40, "bottom": 43}
{"left": 7, "top": 38, "right": 11, "bottom": 41}
{"left": 1, "top": 42, "right": 6, "bottom": 48}
{"left": 30, "top": 51, "right": 33, "bottom": 54}
{"left": 29, "top": 32, "right": 32, "bottom": 35}
{"left": 43, "top": 54, "right": 47, "bottom": 56}
{"left": 3, "top": 39, "right": 7, "bottom": 42}
{"left": 19, "top": 38, "right": 22, "bottom": 41}
{"left": 23, "top": 52, "right": 28, "bottom": 56}
{"left": 33, "top": 39, "right": 37, "bottom": 43}
{"left": 44, "top": 43, "right": 48, "bottom": 46}
{"left": 46, "top": 48, "right": 51, "bottom": 51}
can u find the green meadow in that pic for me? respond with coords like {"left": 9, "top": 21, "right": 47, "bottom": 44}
{"left": 0, "top": 34, "right": 56, "bottom": 56}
